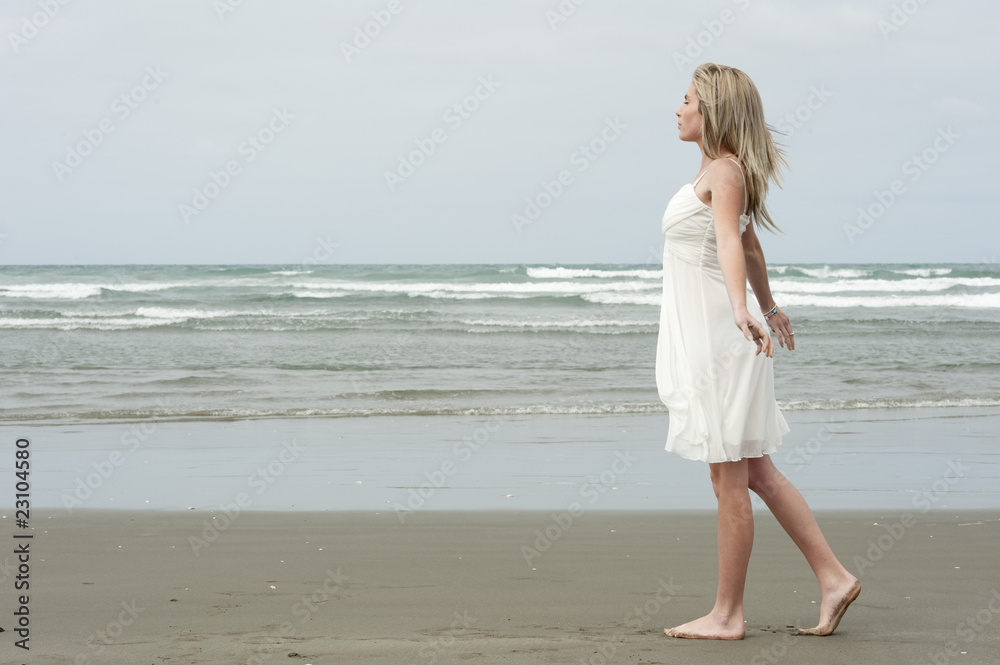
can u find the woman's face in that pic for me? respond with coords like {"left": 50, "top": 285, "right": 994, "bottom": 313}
{"left": 676, "top": 82, "right": 701, "bottom": 143}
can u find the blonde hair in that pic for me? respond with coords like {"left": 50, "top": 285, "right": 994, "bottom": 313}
{"left": 692, "top": 63, "right": 787, "bottom": 232}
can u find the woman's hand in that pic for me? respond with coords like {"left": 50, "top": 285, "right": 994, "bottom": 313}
{"left": 735, "top": 309, "right": 773, "bottom": 358}
{"left": 766, "top": 307, "right": 795, "bottom": 351}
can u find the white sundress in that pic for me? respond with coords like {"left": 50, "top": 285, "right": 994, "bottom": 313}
{"left": 655, "top": 158, "right": 789, "bottom": 463}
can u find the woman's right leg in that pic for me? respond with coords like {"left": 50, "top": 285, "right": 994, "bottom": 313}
{"left": 665, "top": 460, "right": 751, "bottom": 640}
{"left": 746, "top": 455, "right": 860, "bottom": 635}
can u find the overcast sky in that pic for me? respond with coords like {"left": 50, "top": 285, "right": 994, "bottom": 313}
{"left": 1, "top": 0, "right": 996, "bottom": 265}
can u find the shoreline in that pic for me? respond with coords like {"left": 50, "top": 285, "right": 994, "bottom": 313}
{"left": 4, "top": 406, "right": 999, "bottom": 513}
{"left": 5, "top": 401, "right": 1000, "bottom": 428}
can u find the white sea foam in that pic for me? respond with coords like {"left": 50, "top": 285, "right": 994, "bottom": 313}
{"left": 0, "top": 281, "right": 194, "bottom": 299}
{"left": 774, "top": 292, "right": 1000, "bottom": 308}
{"left": 0, "top": 277, "right": 331, "bottom": 298}
{"left": 291, "top": 290, "right": 349, "bottom": 298}
{"left": 134, "top": 307, "right": 246, "bottom": 319}
{"left": 0, "top": 284, "right": 104, "bottom": 299}
{"left": 588, "top": 288, "right": 1000, "bottom": 308}
{"left": 778, "top": 265, "right": 953, "bottom": 279}
{"left": 0, "top": 307, "right": 268, "bottom": 329}
{"left": 294, "top": 280, "right": 659, "bottom": 296}
{"left": 103, "top": 282, "right": 191, "bottom": 293}
{"left": 40, "top": 397, "right": 999, "bottom": 422}
{"left": 0, "top": 317, "right": 185, "bottom": 330}
{"left": 298, "top": 288, "right": 527, "bottom": 300}
{"left": 771, "top": 277, "right": 1000, "bottom": 293}
{"left": 461, "top": 318, "right": 655, "bottom": 328}
{"left": 892, "top": 267, "right": 953, "bottom": 277}
{"left": 778, "top": 397, "right": 1000, "bottom": 410}
{"left": 794, "top": 266, "right": 871, "bottom": 279}
{"left": 417, "top": 291, "right": 525, "bottom": 300}
{"left": 62, "top": 309, "right": 135, "bottom": 318}
{"left": 527, "top": 267, "right": 662, "bottom": 279}
{"left": 339, "top": 396, "right": 1000, "bottom": 414}
{"left": 582, "top": 293, "right": 662, "bottom": 306}
{"left": 292, "top": 284, "right": 544, "bottom": 300}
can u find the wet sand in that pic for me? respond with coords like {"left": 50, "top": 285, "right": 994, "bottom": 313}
{"left": 8, "top": 407, "right": 1000, "bottom": 513}
{"left": 16, "top": 509, "right": 1000, "bottom": 664}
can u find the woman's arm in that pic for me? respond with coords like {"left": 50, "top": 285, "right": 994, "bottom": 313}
{"left": 708, "top": 160, "right": 773, "bottom": 358}
{"left": 741, "top": 224, "right": 795, "bottom": 350}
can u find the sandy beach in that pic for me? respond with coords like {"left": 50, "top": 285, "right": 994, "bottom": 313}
{"left": 10, "top": 509, "right": 1000, "bottom": 664}
{"left": 3, "top": 407, "right": 998, "bottom": 663}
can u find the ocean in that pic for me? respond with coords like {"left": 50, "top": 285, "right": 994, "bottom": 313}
{"left": 1, "top": 263, "right": 999, "bottom": 425}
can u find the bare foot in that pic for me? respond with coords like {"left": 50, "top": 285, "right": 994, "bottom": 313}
{"left": 798, "top": 577, "right": 861, "bottom": 636}
{"left": 664, "top": 613, "right": 745, "bottom": 640}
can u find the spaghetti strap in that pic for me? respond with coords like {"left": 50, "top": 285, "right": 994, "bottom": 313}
{"left": 726, "top": 157, "right": 749, "bottom": 216}
{"left": 693, "top": 159, "right": 748, "bottom": 215}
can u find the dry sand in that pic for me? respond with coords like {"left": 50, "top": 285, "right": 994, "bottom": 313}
{"left": 9, "top": 508, "right": 1000, "bottom": 664}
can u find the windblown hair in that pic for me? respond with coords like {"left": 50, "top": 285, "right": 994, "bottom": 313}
{"left": 692, "top": 63, "right": 787, "bottom": 232}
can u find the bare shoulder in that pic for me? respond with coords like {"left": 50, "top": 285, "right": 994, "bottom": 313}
{"left": 705, "top": 157, "right": 745, "bottom": 189}
{"left": 697, "top": 157, "right": 745, "bottom": 210}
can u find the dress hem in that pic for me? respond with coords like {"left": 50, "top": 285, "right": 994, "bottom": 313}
{"left": 664, "top": 437, "right": 785, "bottom": 464}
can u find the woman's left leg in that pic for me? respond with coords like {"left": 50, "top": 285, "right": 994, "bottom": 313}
{"left": 665, "top": 459, "right": 752, "bottom": 640}
{"left": 746, "top": 455, "right": 860, "bottom": 635}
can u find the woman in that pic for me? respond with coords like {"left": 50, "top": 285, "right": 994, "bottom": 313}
{"left": 656, "top": 63, "right": 860, "bottom": 640}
